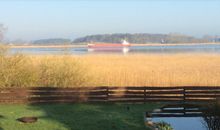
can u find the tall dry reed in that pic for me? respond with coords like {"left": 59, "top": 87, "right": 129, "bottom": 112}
{"left": 81, "top": 54, "right": 220, "bottom": 87}
{"left": 35, "top": 55, "right": 88, "bottom": 87}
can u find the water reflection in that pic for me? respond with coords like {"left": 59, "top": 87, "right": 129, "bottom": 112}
{"left": 145, "top": 103, "right": 220, "bottom": 130}
{"left": 87, "top": 47, "right": 130, "bottom": 54}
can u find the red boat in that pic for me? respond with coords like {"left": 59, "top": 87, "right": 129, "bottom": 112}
{"left": 87, "top": 40, "right": 130, "bottom": 48}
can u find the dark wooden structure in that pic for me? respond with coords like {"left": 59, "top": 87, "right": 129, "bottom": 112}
{"left": 1, "top": 87, "right": 220, "bottom": 103}
{"left": 146, "top": 104, "right": 204, "bottom": 118}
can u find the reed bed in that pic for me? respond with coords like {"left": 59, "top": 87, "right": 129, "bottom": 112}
{"left": 82, "top": 54, "right": 220, "bottom": 87}
{"left": 1, "top": 45, "right": 220, "bottom": 87}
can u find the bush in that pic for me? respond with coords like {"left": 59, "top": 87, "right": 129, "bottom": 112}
{"left": 156, "top": 121, "right": 173, "bottom": 130}
{"left": 38, "top": 56, "right": 88, "bottom": 87}
{"left": 0, "top": 45, "right": 88, "bottom": 88}
{"left": 0, "top": 47, "right": 36, "bottom": 87}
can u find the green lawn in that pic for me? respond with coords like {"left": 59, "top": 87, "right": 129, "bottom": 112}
{"left": 0, "top": 103, "right": 158, "bottom": 130}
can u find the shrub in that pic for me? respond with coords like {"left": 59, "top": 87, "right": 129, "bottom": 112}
{"left": 0, "top": 46, "right": 36, "bottom": 87}
{"left": 0, "top": 45, "right": 88, "bottom": 88}
{"left": 37, "top": 56, "right": 88, "bottom": 87}
{"left": 156, "top": 121, "right": 173, "bottom": 130}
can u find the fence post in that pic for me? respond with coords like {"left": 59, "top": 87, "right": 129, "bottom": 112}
{"left": 106, "top": 87, "right": 109, "bottom": 102}
{"left": 144, "top": 87, "right": 146, "bottom": 103}
{"left": 215, "top": 86, "right": 217, "bottom": 103}
{"left": 183, "top": 87, "right": 186, "bottom": 103}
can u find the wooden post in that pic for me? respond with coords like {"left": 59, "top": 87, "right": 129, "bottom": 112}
{"left": 183, "top": 87, "right": 186, "bottom": 103}
{"left": 144, "top": 87, "right": 146, "bottom": 103}
{"left": 215, "top": 86, "right": 217, "bottom": 103}
{"left": 106, "top": 87, "right": 109, "bottom": 102}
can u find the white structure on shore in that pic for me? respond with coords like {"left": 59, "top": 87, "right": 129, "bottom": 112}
{"left": 122, "top": 40, "right": 130, "bottom": 45}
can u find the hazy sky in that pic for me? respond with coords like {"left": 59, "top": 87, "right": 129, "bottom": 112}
{"left": 0, "top": 0, "right": 220, "bottom": 41}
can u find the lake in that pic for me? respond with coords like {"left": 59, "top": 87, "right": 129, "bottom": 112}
{"left": 9, "top": 44, "right": 220, "bottom": 55}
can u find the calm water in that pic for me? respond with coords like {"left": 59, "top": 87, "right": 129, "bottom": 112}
{"left": 152, "top": 117, "right": 206, "bottom": 130}
{"left": 10, "top": 44, "right": 220, "bottom": 55}
{"left": 145, "top": 103, "right": 220, "bottom": 130}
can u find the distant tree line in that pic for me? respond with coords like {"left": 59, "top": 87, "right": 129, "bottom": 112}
{"left": 32, "top": 38, "right": 71, "bottom": 45}
{"left": 73, "top": 33, "right": 212, "bottom": 44}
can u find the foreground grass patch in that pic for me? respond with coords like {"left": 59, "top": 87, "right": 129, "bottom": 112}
{"left": 0, "top": 103, "right": 158, "bottom": 130}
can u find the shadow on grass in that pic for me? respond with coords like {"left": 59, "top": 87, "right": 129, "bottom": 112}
{"left": 26, "top": 87, "right": 158, "bottom": 130}
{"left": 0, "top": 115, "right": 4, "bottom": 130}
{"left": 28, "top": 103, "right": 157, "bottom": 130}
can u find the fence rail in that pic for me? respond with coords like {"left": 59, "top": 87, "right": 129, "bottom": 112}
{"left": 1, "top": 87, "right": 220, "bottom": 103}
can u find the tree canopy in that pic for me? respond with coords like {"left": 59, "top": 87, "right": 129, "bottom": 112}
{"left": 0, "top": 24, "right": 7, "bottom": 42}
{"left": 73, "top": 33, "right": 211, "bottom": 44}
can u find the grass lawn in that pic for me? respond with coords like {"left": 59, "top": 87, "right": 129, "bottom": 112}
{"left": 0, "top": 103, "right": 158, "bottom": 130}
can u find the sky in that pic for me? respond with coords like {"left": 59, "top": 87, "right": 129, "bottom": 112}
{"left": 0, "top": 0, "right": 220, "bottom": 41}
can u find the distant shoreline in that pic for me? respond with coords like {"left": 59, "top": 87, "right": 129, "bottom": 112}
{"left": 132, "top": 42, "right": 220, "bottom": 47}
{"left": 9, "top": 44, "right": 86, "bottom": 48}
{"left": 8, "top": 42, "right": 220, "bottom": 48}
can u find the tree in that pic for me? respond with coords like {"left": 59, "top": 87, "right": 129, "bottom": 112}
{"left": 0, "top": 24, "right": 7, "bottom": 42}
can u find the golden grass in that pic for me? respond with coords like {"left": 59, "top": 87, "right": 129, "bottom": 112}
{"left": 0, "top": 51, "right": 88, "bottom": 87}
{"left": 29, "top": 55, "right": 88, "bottom": 87}
{"left": 1, "top": 44, "right": 220, "bottom": 87}
{"left": 80, "top": 54, "right": 220, "bottom": 87}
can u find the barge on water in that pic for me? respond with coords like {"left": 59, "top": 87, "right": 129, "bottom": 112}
{"left": 87, "top": 40, "right": 130, "bottom": 53}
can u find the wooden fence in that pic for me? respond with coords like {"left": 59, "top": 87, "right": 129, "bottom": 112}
{"left": 1, "top": 87, "right": 220, "bottom": 103}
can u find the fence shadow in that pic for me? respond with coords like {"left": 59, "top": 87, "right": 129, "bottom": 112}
{"left": 27, "top": 87, "right": 108, "bottom": 130}
{"left": 26, "top": 87, "right": 148, "bottom": 130}
{"left": 28, "top": 103, "right": 148, "bottom": 130}
{"left": 0, "top": 115, "right": 4, "bottom": 130}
